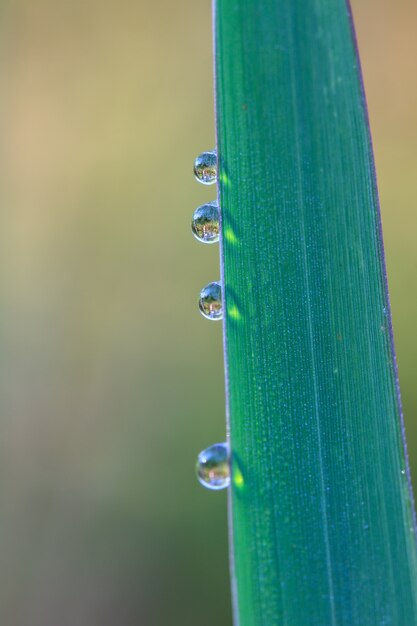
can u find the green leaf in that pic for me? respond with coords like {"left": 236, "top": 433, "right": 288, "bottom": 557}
{"left": 214, "top": 1, "right": 417, "bottom": 624}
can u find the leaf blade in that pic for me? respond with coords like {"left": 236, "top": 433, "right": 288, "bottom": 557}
{"left": 214, "top": 1, "right": 417, "bottom": 624}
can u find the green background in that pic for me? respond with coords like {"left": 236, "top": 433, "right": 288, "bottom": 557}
{"left": 0, "top": 1, "right": 415, "bottom": 624}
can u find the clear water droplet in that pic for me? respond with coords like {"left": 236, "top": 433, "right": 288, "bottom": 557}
{"left": 199, "top": 281, "right": 223, "bottom": 320}
{"left": 194, "top": 150, "right": 217, "bottom": 185}
{"left": 191, "top": 202, "right": 220, "bottom": 244}
{"left": 196, "top": 442, "right": 230, "bottom": 490}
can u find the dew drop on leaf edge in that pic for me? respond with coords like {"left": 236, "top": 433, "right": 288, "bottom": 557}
{"left": 194, "top": 150, "right": 217, "bottom": 185}
{"left": 191, "top": 201, "right": 220, "bottom": 244}
{"left": 199, "top": 281, "right": 223, "bottom": 320}
{"left": 196, "top": 442, "right": 230, "bottom": 490}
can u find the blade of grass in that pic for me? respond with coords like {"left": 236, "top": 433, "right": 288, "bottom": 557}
{"left": 214, "top": 1, "right": 417, "bottom": 624}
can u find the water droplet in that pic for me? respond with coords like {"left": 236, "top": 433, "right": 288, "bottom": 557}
{"left": 194, "top": 151, "right": 217, "bottom": 185}
{"left": 199, "top": 281, "right": 223, "bottom": 320}
{"left": 191, "top": 202, "right": 220, "bottom": 244}
{"left": 196, "top": 442, "right": 230, "bottom": 490}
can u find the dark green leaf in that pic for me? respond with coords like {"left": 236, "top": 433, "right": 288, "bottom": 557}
{"left": 214, "top": 1, "right": 417, "bottom": 624}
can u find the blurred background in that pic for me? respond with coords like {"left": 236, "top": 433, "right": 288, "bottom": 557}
{"left": 0, "top": 1, "right": 415, "bottom": 624}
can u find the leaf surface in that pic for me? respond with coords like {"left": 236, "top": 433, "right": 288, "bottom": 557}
{"left": 214, "top": 1, "right": 417, "bottom": 624}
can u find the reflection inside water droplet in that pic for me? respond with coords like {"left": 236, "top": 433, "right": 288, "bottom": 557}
{"left": 191, "top": 202, "right": 220, "bottom": 244}
{"left": 194, "top": 151, "right": 217, "bottom": 185}
{"left": 199, "top": 281, "right": 223, "bottom": 320}
{"left": 196, "top": 442, "right": 230, "bottom": 490}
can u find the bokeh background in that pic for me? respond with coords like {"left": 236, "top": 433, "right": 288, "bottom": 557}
{"left": 0, "top": 1, "right": 415, "bottom": 624}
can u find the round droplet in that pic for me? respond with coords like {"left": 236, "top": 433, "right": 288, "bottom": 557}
{"left": 199, "top": 281, "right": 223, "bottom": 320}
{"left": 191, "top": 202, "right": 220, "bottom": 244}
{"left": 196, "top": 442, "right": 230, "bottom": 490}
{"left": 194, "top": 150, "right": 217, "bottom": 185}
